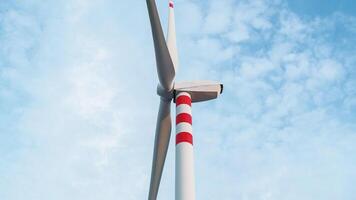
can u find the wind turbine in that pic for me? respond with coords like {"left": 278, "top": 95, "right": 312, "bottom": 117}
{"left": 146, "top": 0, "right": 223, "bottom": 199}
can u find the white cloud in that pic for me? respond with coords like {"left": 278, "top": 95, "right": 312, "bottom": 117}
{"left": 203, "top": 0, "right": 233, "bottom": 34}
{"left": 318, "top": 59, "right": 345, "bottom": 81}
{"left": 176, "top": 1, "right": 204, "bottom": 35}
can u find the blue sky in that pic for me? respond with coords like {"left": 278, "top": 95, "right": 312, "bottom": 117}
{"left": 1, "top": 0, "right": 356, "bottom": 199}
{"left": 288, "top": 0, "right": 356, "bottom": 17}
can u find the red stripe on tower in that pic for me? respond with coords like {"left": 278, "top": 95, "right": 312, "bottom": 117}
{"left": 176, "top": 113, "right": 192, "bottom": 125}
{"left": 176, "top": 95, "right": 192, "bottom": 106}
{"left": 176, "top": 132, "right": 193, "bottom": 145}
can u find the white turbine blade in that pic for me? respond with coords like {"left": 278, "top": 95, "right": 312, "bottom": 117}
{"left": 148, "top": 99, "right": 172, "bottom": 200}
{"left": 146, "top": 0, "right": 175, "bottom": 91}
{"left": 167, "top": 0, "right": 179, "bottom": 72}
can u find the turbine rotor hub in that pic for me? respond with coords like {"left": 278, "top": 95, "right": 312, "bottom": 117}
{"left": 157, "top": 84, "right": 174, "bottom": 101}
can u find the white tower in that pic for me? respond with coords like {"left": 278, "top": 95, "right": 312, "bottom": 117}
{"left": 175, "top": 92, "right": 195, "bottom": 200}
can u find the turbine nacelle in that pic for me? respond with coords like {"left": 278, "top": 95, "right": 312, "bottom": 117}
{"left": 174, "top": 81, "right": 223, "bottom": 103}
{"left": 157, "top": 81, "right": 223, "bottom": 103}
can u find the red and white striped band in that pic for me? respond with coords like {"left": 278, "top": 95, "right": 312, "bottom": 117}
{"left": 169, "top": 1, "right": 174, "bottom": 8}
{"left": 176, "top": 92, "right": 193, "bottom": 145}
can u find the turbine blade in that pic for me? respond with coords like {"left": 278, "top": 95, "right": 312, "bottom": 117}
{"left": 146, "top": 0, "right": 175, "bottom": 91}
{"left": 148, "top": 99, "right": 172, "bottom": 200}
{"left": 167, "top": 0, "right": 179, "bottom": 71}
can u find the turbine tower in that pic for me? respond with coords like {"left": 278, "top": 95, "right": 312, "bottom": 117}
{"left": 146, "top": 0, "right": 223, "bottom": 199}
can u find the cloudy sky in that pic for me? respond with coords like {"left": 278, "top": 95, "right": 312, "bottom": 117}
{"left": 1, "top": 0, "right": 356, "bottom": 199}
